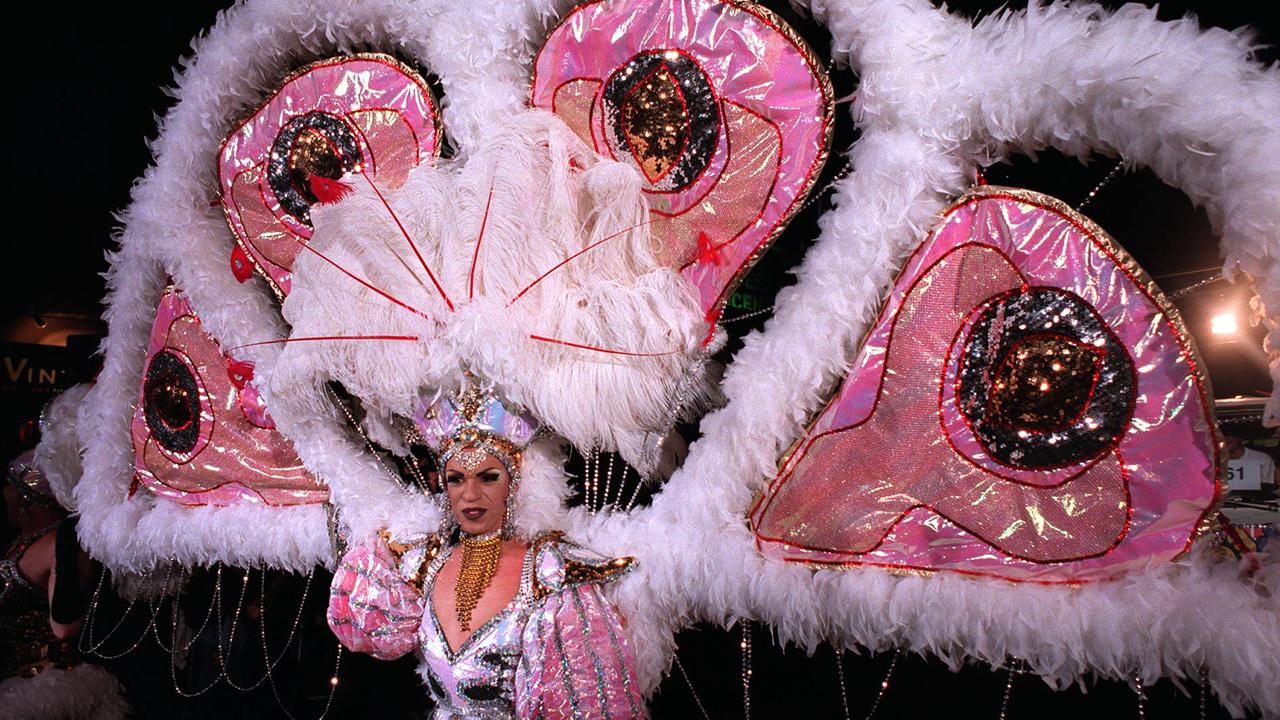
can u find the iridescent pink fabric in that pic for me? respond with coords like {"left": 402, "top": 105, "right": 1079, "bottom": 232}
{"left": 327, "top": 542, "right": 424, "bottom": 661}
{"left": 751, "top": 186, "right": 1220, "bottom": 583}
{"left": 532, "top": 0, "right": 832, "bottom": 317}
{"left": 130, "top": 288, "right": 327, "bottom": 506}
{"left": 515, "top": 581, "right": 645, "bottom": 719}
{"left": 219, "top": 55, "right": 441, "bottom": 296}
{"left": 327, "top": 536, "right": 645, "bottom": 718}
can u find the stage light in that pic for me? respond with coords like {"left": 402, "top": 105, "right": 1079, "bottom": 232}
{"left": 1210, "top": 313, "right": 1238, "bottom": 335}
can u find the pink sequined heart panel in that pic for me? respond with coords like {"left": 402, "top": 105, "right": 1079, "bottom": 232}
{"left": 751, "top": 186, "right": 1221, "bottom": 583}
{"left": 532, "top": 0, "right": 833, "bottom": 319}
{"left": 130, "top": 287, "right": 327, "bottom": 506}
{"left": 219, "top": 54, "right": 441, "bottom": 298}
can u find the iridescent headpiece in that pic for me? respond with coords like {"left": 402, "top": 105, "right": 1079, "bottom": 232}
{"left": 7, "top": 450, "right": 61, "bottom": 510}
{"left": 413, "top": 383, "right": 540, "bottom": 478}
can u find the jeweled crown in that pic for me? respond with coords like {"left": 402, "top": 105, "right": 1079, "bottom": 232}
{"left": 413, "top": 383, "right": 540, "bottom": 473}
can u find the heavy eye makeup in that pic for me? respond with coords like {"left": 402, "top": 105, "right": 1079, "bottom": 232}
{"left": 444, "top": 469, "right": 502, "bottom": 484}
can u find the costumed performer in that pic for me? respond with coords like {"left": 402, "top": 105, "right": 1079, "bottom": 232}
{"left": 1, "top": 451, "right": 130, "bottom": 720}
{"left": 328, "top": 382, "right": 646, "bottom": 719}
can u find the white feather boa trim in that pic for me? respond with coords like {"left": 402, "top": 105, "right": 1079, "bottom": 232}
{"left": 71, "top": 0, "right": 568, "bottom": 573}
{"left": 0, "top": 664, "right": 131, "bottom": 720}
{"left": 60, "top": 0, "right": 1279, "bottom": 715}
{"left": 573, "top": 1, "right": 1280, "bottom": 716}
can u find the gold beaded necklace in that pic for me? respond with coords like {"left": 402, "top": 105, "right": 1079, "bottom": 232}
{"left": 455, "top": 533, "right": 503, "bottom": 633}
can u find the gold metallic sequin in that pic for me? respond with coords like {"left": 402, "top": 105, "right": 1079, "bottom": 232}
{"left": 267, "top": 112, "right": 361, "bottom": 224}
{"left": 379, "top": 529, "right": 443, "bottom": 594}
{"left": 621, "top": 66, "right": 691, "bottom": 183}
{"left": 288, "top": 128, "right": 347, "bottom": 187}
{"left": 562, "top": 556, "right": 636, "bottom": 587}
{"left": 989, "top": 334, "right": 1101, "bottom": 432}
{"left": 456, "top": 384, "right": 485, "bottom": 421}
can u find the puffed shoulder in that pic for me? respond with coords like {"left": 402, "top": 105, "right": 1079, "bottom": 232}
{"left": 378, "top": 529, "right": 446, "bottom": 593}
{"left": 528, "top": 531, "right": 636, "bottom": 601}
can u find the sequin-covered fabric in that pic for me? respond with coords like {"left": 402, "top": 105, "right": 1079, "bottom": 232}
{"left": 532, "top": 0, "right": 833, "bottom": 316}
{"left": 1, "top": 525, "right": 77, "bottom": 679}
{"left": 327, "top": 541, "right": 424, "bottom": 661}
{"left": 515, "top": 583, "right": 644, "bottom": 719}
{"left": 219, "top": 54, "right": 442, "bottom": 298}
{"left": 130, "top": 287, "right": 327, "bottom": 507}
{"left": 327, "top": 534, "right": 644, "bottom": 719}
{"left": 751, "top": 186, "right": 1220, "bottom": 582}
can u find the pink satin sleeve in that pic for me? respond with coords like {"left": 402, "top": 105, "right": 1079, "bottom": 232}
{"left": 326, "top": 541, "right": 424, "bottom": 661}
{"left": 516, "top": 584, "right": 646, "bottom": 719}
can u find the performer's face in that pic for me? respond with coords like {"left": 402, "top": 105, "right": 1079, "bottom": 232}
{"left": 443, "top": 450, "right": 511, "bottom": 536}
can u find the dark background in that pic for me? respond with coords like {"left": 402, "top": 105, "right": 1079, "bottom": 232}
{"left": 2, "top": 1, "right": 1275, "bottom": 718}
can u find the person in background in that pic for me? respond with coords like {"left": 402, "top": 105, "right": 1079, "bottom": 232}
{"left": 0, "top": 450, "right": 130, "bottom": 719}
{"left": 1223, "top": 436, "right": 1277, "bottom": 498}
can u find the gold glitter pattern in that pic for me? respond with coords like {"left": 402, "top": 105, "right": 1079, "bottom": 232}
{"left": 621, "top": 65, "right": 692, "bottom": 183}
{"left": 267, "top": 112, "right": 362, "bottom": 224}
{"left": 958, "top": 288, "right": 1135, "bottom": 469}
{"left": 289, "top": 127, "right": 346, "bottom": 182}
{"left": 603, "top": 50, "right": 718, "bottom": 191}
{"left": 563, "top": 556, "right": 635, "bottom": 588}
{"left": 650, "top": 101, "right": 779, "bottom": 266}
{"left": 531, "top": 0, "right": 835, "bottom": 316}
{"left": 989, "top": 334, "right": 1103, "bottom": 432}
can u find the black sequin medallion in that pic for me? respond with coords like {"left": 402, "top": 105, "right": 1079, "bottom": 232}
{"left": 267, "top": 112, "right": 362, "bottom": 224}
{"left": 143, "top": 350, "right": 201, "bottom": 454}
{"left": 957, "top": 288, "right": 1134, "bottom": 469}
{"left": 602, "top": 50, "right": 718, "bottom": 191}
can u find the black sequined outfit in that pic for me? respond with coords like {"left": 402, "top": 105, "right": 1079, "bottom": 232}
{"left": 0, "top": 523, "right": 76, "bottom": 678}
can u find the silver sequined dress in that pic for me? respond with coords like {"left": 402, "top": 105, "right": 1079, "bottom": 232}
{"left": 329, "top": 532, "right": 646, "bottom": 719}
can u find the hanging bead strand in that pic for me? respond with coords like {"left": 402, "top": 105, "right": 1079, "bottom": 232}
{"left": 1199, "top": 667, "right": 1209, "bottom": 720}
{"left": 1134, "top": 675, "right": 1148, "bottom": 720}
{"left": 624, "top": 464, "right": 645, "bottom": 512}
{"left": 79, "top": 568, "right": 145, "bottom": 658}
{"left": 605, "top": 452, "right": 618, "bottom": 511}
{"left": 216, "top": 567, "right": 254, "bottom": 687}
{"left": 864, "top": 650, "right": 901, "bottom": 720}
{"left": 169, "top": 566, "right": 227, "bottom": 697}
{"left": 674, "top": 654, "right": 712, "bottom": 720}
{"left": 834, "top": 647, "right": 852, "bottom": 720}
{"left": 740, "top": 620, "right": 753, "bottom": 719}
{"left": 1076, "top": 158, "right": 1125, "bottom": 211}
{"left": 584, "top": 450, "right": 595, "bottom": 514}
{"left": 998, "top": 659, "right": 1022, "bottom": 720}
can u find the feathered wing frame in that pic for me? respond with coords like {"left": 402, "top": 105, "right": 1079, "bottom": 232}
{"left": 71, "top": 1, "right": 572, "bottom": 574}
{"left": 55, "top": 0, "right": 1280, "bottom": 716}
